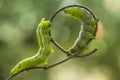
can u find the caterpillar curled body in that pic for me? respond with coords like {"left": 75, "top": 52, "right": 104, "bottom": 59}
{"left": 64, "top": 7, "right": 97, "bottom": 53}
{"left": 10, "top": 18, "right": 54, "bottom": 75}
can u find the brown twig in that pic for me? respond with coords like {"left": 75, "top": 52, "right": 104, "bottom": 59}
{"left": 6, "top": 48, "right": 97, "bottom": 80}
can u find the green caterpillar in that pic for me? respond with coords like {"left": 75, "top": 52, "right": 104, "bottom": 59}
{"left": 64, "top": 7, "right": 97, "bottom": 53}
{"left": 10, "top": 18, "right": 54, "bottom": 75}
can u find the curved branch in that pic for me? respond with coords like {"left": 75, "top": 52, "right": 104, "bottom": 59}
{"left": 51, "top": 38, "right": 68, "bottom": 55}
{"left": 49, "top": 4, "right": 99, "bottom": 54}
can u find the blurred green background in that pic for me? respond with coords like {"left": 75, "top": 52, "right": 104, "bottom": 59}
{"left": 0, "top": 0, "right": 120, "bottom": 80}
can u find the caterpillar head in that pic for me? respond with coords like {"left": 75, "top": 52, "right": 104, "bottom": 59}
{"left": 39, "top": 18, "right": 51, "bottom": 30}
{"left": 38, "top": 18, "right": 51, "bottom": 34}
{"left": 64, "top": 7, "right": 84, "bottom": 20}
